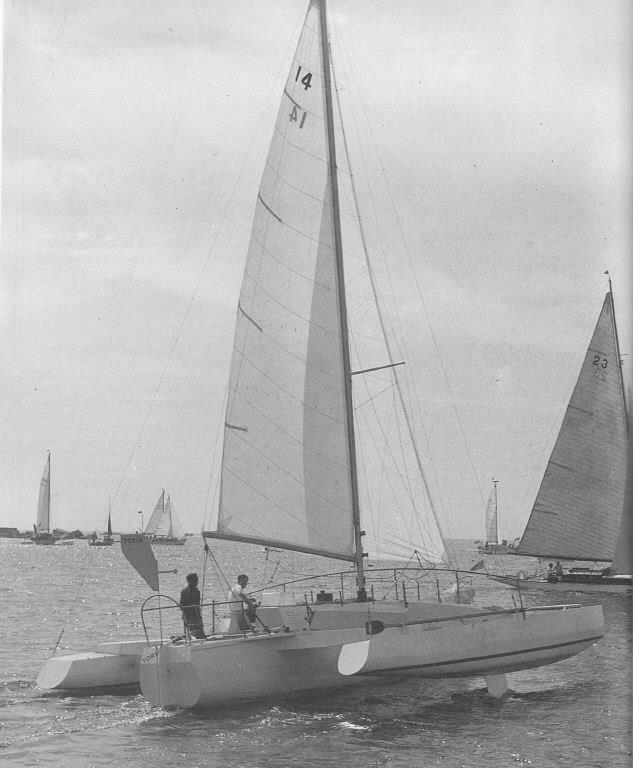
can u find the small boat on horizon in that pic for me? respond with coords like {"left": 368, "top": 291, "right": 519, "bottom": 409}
{"left": 33, "top": 453, "right": 57, "bottom": 545}
{"left": 88, "top": 508, "right": 114, "bottom": 547}
{"left": 476, "top": 479, "right": 520, "bottom": 555}
{"left": 142, "top": 490, "right": 186, "bottom": 545}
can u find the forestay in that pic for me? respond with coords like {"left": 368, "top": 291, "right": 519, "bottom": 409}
{"left": 518, "top": 292, "right": 628, "bottom": 560}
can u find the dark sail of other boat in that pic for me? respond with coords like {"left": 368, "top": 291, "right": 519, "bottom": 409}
{"left": 502, "top": 277, "right": 630, "bottom": 593}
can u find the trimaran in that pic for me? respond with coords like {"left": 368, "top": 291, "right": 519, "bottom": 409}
{"left": 38, "top": 0, "right": 604, "bottom": 706}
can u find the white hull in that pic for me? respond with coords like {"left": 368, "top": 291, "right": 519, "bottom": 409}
{"left": 140, "top": 601, "right": 604, "bottom": 708}
{"left": 37, "top": 639, "right": 155, "bottom": 691}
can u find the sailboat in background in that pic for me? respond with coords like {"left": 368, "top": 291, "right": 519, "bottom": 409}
{"left": 143, "top": 490, "right": 186, "bottom": 545}
{"left": 477, "top": 479, "right": 519, "bottom": 555}
{"left": 88, "top": 505, "right": 114, "bottom": 547}
{"left": 137, "top": 0, "right": 604, "bottom": 709}
{"left": 33, "top": 453, "right": 57, "bottom": 545}
{"left": 502, "top": 281, "right": 631, "bottom": 593}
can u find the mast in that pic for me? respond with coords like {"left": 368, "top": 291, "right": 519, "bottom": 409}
{"left": 492, "top": 478, "right": 499, "bottom": 545}
{"left": 166, "top": 494, "right": 173, "bottom": 538}
{"left": 318, "top": 0, "right": 366, "bottom": 599}
{"left": 47, "top": 452, "right": 51, "bottom": 533}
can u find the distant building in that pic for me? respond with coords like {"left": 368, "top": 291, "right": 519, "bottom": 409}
{"left": 0, "top": 527, "right": 21, "bottom": 538}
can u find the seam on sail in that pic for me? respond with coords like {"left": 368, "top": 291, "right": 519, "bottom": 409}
{"left": 251, "top": 232, "right": 334, "bottom": 291}
{"left": 228, "top": 387, "right": 348, "bottom": 465}
{"left": 250, "top": 233, "right": 381, "bottom": 316}
{"left": 254, "top": 195, "right": 335, "bottom": 251}
{"left": 221, "top": 462, "right": 351, "bottom": 525}
{"left": 232, "top": 325, "right": 339, "bottom": 380}
{"left": 568, "top": 404, "right": 594, "bottom": 416}
{"left": 232, "top": 362, "right": 345, "bottom": 429}
{"left": 270, "top": 122, "right": 329, "bottom": 165}
{"left": 243, "top": 268, "right": 338, "bottom": 335}
{"left": 282, "top": 87, "right": 322, "bottom": 118}
{"left": 232, "top": 334, "right": 339, "bottom": 381}
{"left": 264, "top": 159, "right": 333, "bottom": 209}
{"left": 227, "top": 428, "right": 347, "bottom": 512}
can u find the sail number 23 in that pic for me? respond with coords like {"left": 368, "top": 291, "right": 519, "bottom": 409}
{"left": 592, "top": 354, "right": 608, "bottom": 369}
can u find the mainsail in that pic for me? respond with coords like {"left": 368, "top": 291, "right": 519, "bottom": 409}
{"left": 518, "top": 292, "right": 628, "bottom": 560}
{"left": 144, "top": 490, "right": 166, "bottom": 536}
{"left": 145, "top": 490, "right": 183, "bottom": 538}
{"left": 206, "top": 0, "right": 447, "bottom": 567}
{"left": 214, "top": 1, "right": 353, "bottom": 560}
{"left": 485, "top": 481, "right": 498, "bottom": 544}
{"left": 163, "top": 494, "right": 183, "bottom": 538}
{"left": 36, "top": 453, "right": 51, "bottom": 534}
{"left": 612, "top": 423, "right": 631, "bottom": 576}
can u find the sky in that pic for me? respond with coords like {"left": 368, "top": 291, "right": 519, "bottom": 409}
{"left": 1, "top": 0, "right": 631, "bottom": 541}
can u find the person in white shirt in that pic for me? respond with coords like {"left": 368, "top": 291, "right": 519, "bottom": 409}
{"left": 228, "top": 574, "right": 257, "bottom": 631}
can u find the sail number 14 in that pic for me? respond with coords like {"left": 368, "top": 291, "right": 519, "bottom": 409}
{"left": 288, "top": 66, "right": 312, "bottom": 129}
{"left": 295, "top": 65, "right": 313, "bottom": 90}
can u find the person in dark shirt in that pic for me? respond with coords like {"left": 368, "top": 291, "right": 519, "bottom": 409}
{"left": 180, "top": 572, "right": 206, "bottom": 639}
{"left": 545, "top": 563, "right": 557, "bottom": 582}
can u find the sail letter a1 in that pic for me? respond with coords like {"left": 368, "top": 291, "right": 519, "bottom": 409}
{"left": 120, "top": 534, "right": 159, "bottom": 591}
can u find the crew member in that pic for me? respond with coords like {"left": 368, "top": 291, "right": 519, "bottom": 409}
{"left": 546, "top": 563, "right": 557, "bottom": 583}
{"left": 180, "top": 572, "right": 206, "bottom": 639}
{"left": 228, "top": 574, "right": 257, "bottom": 632}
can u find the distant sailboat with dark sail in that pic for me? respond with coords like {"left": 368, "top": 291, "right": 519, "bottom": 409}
{"left": 89, "top": 503, "right": 114, "bottom": 547}
{"left": 506, "top": 280, "right": 630, "bottom": 593}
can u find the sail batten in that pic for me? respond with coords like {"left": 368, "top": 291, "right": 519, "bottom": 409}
{"left": 518, "top": 292, "right": 628, "bottom": 561}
